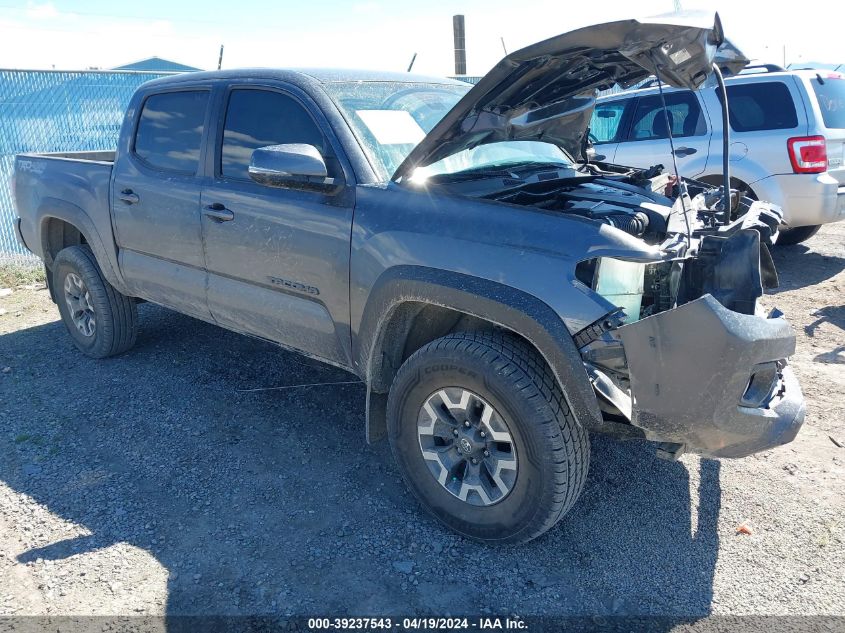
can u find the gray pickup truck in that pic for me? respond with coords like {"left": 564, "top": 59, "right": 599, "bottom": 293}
{"left": 14, "top": 16, "right": 805, "bottom": 543}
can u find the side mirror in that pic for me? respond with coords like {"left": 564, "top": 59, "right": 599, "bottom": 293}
{"left": 586, "top": 146, "right": 607, "bottom": 162}
{"left": 248, "top": 144, "right": 342, "bottom": 192}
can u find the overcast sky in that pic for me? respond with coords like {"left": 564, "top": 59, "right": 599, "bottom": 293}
{"left": 0, "top": 0, "right": 842, "bottom": 75}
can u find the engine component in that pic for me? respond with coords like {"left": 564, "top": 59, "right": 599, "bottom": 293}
{"left": 602, "top": 211, "right": 649, "bottom": 236}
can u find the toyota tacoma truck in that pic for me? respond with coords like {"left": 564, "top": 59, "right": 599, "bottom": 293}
{"left": 13, "top": 15, "right": 805, "bottom": 543}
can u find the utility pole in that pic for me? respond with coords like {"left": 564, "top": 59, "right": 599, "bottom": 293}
{"left": 453, "top": 15, "right": 466, "bottom": 75}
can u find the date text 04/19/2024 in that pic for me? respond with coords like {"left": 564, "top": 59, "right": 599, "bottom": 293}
{"left": 306, "top": 617, "right": 528, "bottom": 630}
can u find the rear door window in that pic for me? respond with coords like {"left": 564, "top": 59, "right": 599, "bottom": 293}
{"left": 625, "top": 92, "right": 706, "bottom": 141}
{"left": 134, "top": 90, "right": 209, "bottom": 173}
{"left": 717, "top": 82, "right": 798, "bottom": 132}
{"left": 810, "top": 76, "right": 845, "bottom": 129}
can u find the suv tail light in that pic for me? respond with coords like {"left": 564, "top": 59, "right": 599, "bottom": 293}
{"left": 787, "top": 136, "right": 827, "bottom": 174}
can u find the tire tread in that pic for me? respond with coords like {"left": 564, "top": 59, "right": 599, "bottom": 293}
{"left": 53, "top": 245, "right": 138, "bottom": 358}
{"left": 393, "top": 329, "right": 589, "bottom": 543}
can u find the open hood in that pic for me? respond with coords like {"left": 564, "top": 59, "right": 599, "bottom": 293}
{"left": 392, "top": 12, "right": 748, "bottom": 181}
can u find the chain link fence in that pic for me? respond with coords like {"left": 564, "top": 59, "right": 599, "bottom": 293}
{"left": 0, "top": 69, "right": 176, "bottom": 267}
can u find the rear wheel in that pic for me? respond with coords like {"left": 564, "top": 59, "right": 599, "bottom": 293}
{"left": 387, "top": 331, "right": 589, "bottom": 544}
{"left": 777, "top": 224, "right": 821, "bottom": 246}
{"left": 53, "top": 245, "right": 138, "bottom": 358}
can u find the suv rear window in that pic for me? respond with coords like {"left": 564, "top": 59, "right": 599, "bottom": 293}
{"left": 811, "top": 76, "right": 845, "bottom": 129}
{"left": 134, "top": 90, "right": 209, "bottom": 173}
{"left": 717, "top": 82, "right": 798, "bottom": 132}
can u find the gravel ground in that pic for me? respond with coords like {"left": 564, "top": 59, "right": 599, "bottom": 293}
{"left": 0, "top": 223, "right": 843, "bottom": 619}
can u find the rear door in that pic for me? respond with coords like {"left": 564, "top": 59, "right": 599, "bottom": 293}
{"left": 111, "top": 88, "right": 212, "bottom": 320}
{"left": 613, "top": 90, "right": 711, "bottom": 176}
{"left": 199, "top": 84, "right": 355, "bottom": 367}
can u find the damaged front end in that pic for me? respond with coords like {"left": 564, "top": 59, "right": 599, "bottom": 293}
{"left": 573, "top": 193, "right": 805, "bottom": 459}
{"left": 386, "top": 11, "right": 805, "bottom": 458}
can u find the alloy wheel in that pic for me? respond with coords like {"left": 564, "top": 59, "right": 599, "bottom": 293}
{"left": 417, "top": 387, "right": 518, "bottom": 506}
{"left": 63, "top": 272, "right": 96, "bottom": 337}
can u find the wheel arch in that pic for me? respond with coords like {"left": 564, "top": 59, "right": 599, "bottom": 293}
{"left": 357, "top": 266, "right": 602, "bottom": 443}
{"left": 37, "top": 198, "right": 126, "bottom": 293}
{"left": 695, "top": 173, "right": 758, "bottom": 200}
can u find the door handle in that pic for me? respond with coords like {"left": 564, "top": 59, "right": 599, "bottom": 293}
{"left": 673, "top": 147, "right": 697, "bottom": 157}
{"left": 118, "top": 189, "right": 139, "bottom": 205}
{"left": 203, "top": 203, "right": 234, "bottom": 222}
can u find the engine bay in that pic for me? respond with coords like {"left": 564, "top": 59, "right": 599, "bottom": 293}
{"left": 487, "top": 170, "right": 675, "bottom": 242}
{"left": 438, "top": 161, "right": 784, "bottom": 324}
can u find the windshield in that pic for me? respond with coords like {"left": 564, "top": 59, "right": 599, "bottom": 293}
{"left": 324, "top": 81, "right": 469, "bottom": 180}
{"left": 324, "top": 81, "right": 573, "bottom": 180}
{"left": 414, "top": 142, "right": 573, "bottom": 180}
{"left": 811, "top": 75, "right": 845, "bottom": 129}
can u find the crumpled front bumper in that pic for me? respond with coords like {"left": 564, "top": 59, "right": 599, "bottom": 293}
{"left": 617, "top": 294, "right": 805, "bottom": 458}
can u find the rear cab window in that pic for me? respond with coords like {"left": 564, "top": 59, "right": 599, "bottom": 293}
{"left": 133, "top": 90, "right": 209, "bottom": 173}
{"left": 717, "top": 82, "right": 798, "bottom": 132}
{"left": 810, "top": 75, "right": 845, "bottom": 129}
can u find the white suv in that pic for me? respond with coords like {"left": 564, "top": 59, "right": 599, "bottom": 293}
{"left": 591, "top": 67, "right": 845, "bottom": 244}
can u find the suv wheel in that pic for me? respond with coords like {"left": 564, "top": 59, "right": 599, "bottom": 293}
{"left": 387, "top": 331, "right": 589, "bottom": 544}
{"left": 53, "top": 245, "right": 138, "bottom": 358}
{"left": 777, "top": 224, "right": 821, "bottom": 246}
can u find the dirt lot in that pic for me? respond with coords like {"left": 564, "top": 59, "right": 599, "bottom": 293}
{"left": 0, "top": 223, "right": 843, "bottom": 620}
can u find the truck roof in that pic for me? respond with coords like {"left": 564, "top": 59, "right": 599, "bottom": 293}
{"left": 142, "top": 68, "right": 466, "bottom": 88}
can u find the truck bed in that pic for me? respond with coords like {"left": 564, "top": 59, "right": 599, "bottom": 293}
{"left": 14, "top": 151, "right": 117, "bottom": 271}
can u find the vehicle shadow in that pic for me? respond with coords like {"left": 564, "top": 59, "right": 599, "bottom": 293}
{"left": 769, "top": 244, "right": 845, "bottom": 293}
{"left": 803, "top": 305, "right": 845, "bottom": 363}
{"left": 804, "top": 305, "right": 845, "bottom": 337}
{"left": 1, "top": 304, "right": 720, "bottom": 624}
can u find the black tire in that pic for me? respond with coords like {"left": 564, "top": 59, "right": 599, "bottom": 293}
{"left": 777, "top": 224, "right": 821, "bottom": 246}
{"left": 53, "top": 245, "right": 138, "bottom": 358}
{"left": 387, "top": 331, "right": 589, "bottom": 544}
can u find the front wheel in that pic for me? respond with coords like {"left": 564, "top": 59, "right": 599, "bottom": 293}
{"left": 387, "top": 331, "right": 589, "bottom": 544}
{"left": 777, "top": 224, "right": 821, "bottom": 246}
{"left": 53, "top": 245, "right": 138, "bottom": 358}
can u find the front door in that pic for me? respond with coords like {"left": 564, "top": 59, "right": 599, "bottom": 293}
{"left": 588, "top": 97, "right": 630, "bottom": 163}
{"left": 200, "top": 85, "right": 355, "bottom": 367}
{"left": 111, "top": 88, "right": 212, "bottom": 320}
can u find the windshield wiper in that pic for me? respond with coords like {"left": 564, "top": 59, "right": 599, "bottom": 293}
{"left": 426, "top": 161, "right": 572, "bottom": 184}
{"left": 425, "top": 168, "right": 526, "bottom": 184}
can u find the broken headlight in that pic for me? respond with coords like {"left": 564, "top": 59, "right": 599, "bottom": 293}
{"left": 576, "top": 257, "right": 683, "bottom": 323}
